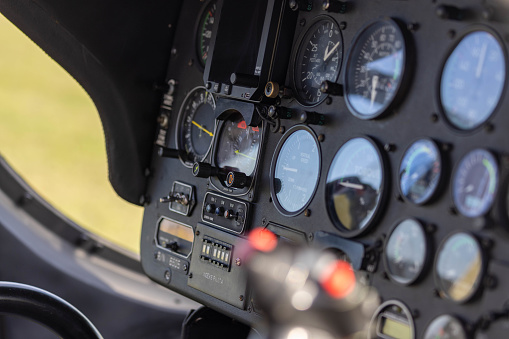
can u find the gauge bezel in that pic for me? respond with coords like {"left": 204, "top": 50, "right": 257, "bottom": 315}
{"left": 370, "top": 300, "right": 415, "bottom": 339}
{"left": 423, "top": 314, "right": 470, "bottom": 339}
{"left": 325, "top": 136, "right": 389, "bottom": 238}
{"left": 437, "top": 25, "right": 508, "bottom": 134}
{"left": 433, "top": 231, "right": 486, "bottom": 304}
{"left": 270, "top": 125, "right": 321, "bottom": 217}
{"left": 175, "top": 86, "right": 217, "bottom": 168}
{"left": 290, "top": 15, "right": 343, "bottom": 107}
{"left": 194, "top": 0, "right": 217, "bottom": 70}
{"left": 154, "top": 216, "right": 194, "bottom": 259}
{"left": 383, "top": 218, "right": 431, "bottom": 286}
{"left": 343, "top": 17, "right": 413, "bottom": 120}
{"left": 397, "top": 138, "right": 444, "bottom": 206}
{"left": 210, "top": 114, "right": 264, "bottom": 198}
{"left": 451, "top": 148, "right": 499, "bottom": 218}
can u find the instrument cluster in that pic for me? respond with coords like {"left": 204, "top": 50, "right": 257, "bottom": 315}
{"left": 140, "top": 0, "right": 509, "bottom": 338}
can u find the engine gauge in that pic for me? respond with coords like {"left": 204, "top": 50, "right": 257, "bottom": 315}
{"left": 384, "top": 219, "right": 428, "bottom": 285}
{"left": 399, "top": 139, "right": 442, "bottom": 205}
{"left": 435, "top": 232, "right": 484, "bottom": 303}
{"left": 293, "top": 16, "right": 343, "bottom": 106}
{"left": 271, "top": 126, "right": 321, "bottom": 216}
{"left": 176, "top": 87, "right": 216, "bottom": 167}
{"left": 215, "top": 113, "right": 261, "bottom": 179}
{"left": 370, "top": 300, "right": 415, "bottom": 339}
{"left": 326, "top": 137, "right": 386, "bottom": 237}
{"left": 440, "top": 30, "right": 506, "bottom": 131}
{"left": 453, "top": 149, "right": 498, "bottom": 218}
{"left": 423, "top": 315, "right": 468, "bottom": 339}
{"left": 196, "top": 0, "right": 217, "bottom": 68}
{"left": 345, "top": 18, "right": 409, "bottom": 119}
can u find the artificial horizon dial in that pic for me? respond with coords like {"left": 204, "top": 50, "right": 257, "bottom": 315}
{"left": 293, "top": 16, "right": 343, "bottom": 106}
{"left": 345, "top": 18, "right": 407, "bottom": 119}
{"left": 176, "top": 87, "right": 216, "bottom": 167}
{"left": 196, "top": 0, "right": 217, "bottom": 68}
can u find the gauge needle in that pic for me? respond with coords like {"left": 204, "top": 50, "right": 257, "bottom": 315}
{"left": 324, "top": 41, "right": 340, "bottom": 62}
{"left": 475, "top": 42, "right": 488, "bottom": 79}
{"left": 192, "top": 120, "right": 213, "bottom": 137}
{"left": 235, "top": 150, "right": 256, "bottom": 161}
{"left": 370, "top": 75, "right": 379, "bottom": 109}
{"left": 340, "top": 181, "right": 364, "bottom": 190}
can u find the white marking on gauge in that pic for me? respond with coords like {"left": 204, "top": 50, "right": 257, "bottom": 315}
{"left": 340, "top": 181, "right": 364, "bottom": 190}
{"left": 283, "top": 166, "right": 298, "bottom": 173}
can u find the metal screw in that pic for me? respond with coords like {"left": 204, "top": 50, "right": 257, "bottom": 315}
{"left": 395, "top": 194, "right": 403, "bottom": 202}
{"left": 318, "top": 134, "right": 325, "bottom": 142}
{"left": 484, "top": 123, "right": 494, "bottom": 133}
{"left": 412, "top": 309, "right": 420, "bottom": 318}
{"left": 407, "top": 22, "right": 419, "bottom": 32}
{"left": 381, "top": 272, "right": 389, "bottom": 280}
{"left": 441, "top": 143, "right": 452, "bottom": 152}
{"left": 196, "top": 230, "right": 200, "bottom": 236}
{"left": 279, "top": 126, "right": 285, "bottom": 134}
{"left": 299, "top": 18, "right": 306, "bottom": 26}
{"left": 426, "top": 223, "right": 436, "bottom": 233}
{"left": 449, "top": 206, "right": 458, "bottom": 215}
{"left": 164, "top": 270, "right": 171, "bottom": 282}
{"left": 339, "top": 21, "right": 347, "bottom": 30}
{"left": 432, "top": 289, "right": 440, "bottom": 297}
{"left": 308, "top": 233, "right": 314, "bottom": 241}
{"left": 447, "top": 30, "right": 456, "bottom": 39}
{"left": 304, "top": 209, "right": 311, "bottom": 217}
{"left": 183, "top": 264, "right": 188, "bottom": 271}
{"left": 239, "top": 295, "right": 244, "bottom": 301}
{"left": 236, "top": 258, "right": 242, "bottom": 266}
{"left": 171, "top": 47, "right": 177, "bottom": 56}
{"left": 481, "top": 238, "right": 494, "bottom": 249}
{"left": 325, "top": 97, "right": 333, "bottom": 105}
{"left": 248, "top": 306, "right": 253, "bottom": 313}
{"left": 188, "top": 59, "right": 194, "bottom": 66}
{"left": 144, "top": 168, "right": 152, "bottom": 177}
{"left": 430, "top": 113, "right": 439, "bottom": 123}
{"left": 261, "top": 217, "right": 267, "bottom": 226}
{"left": 189, "top": 273, "right": 193, "bottom": 279}
{"left": 384, "top": 143, "right": 396, "bottom": 152}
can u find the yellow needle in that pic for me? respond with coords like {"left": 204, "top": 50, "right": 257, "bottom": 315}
{"left": 192, "top": 120, "right": 213, "bottom": 137}
{"left": 235, "top": 150, "right": 256, "bottom": 161}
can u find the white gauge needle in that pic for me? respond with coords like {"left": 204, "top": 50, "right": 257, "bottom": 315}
{"left": 370, "top": 75, "right": 379, "bottom": 109}
{"left": 475, "top": 42, "right": 488, "bottom": 79}
{"left": 324, "top": 41, "right": 340, "bottom": 62}
{"left": 339, "top": 181, "right": 364, "bottom": 190}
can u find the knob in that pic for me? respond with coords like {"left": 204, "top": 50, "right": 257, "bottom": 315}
{"left": 230, "top": 73, "right": 259, "bottom": 88}
{"left": 159, "top": 196, "right": 177, "bottom": 203}
{"left": 225, "top": 171, "right": 252, "bottom": 189}
{"left": 320, "top": 81, "right": 344, "bottom": 96}
{"left": 265, "top": 82, "right": 280, "bottom": 98}
{"left": 268, "top": 106, "right": 293, "bottom": 120}
{"left": 300, "top": 111, "right": 326, "bottom": 126}
{"left": 224, "top": 210, "right": 235, "bottom": 219}
{"left": 167, "top": 241, "right": 179, "bottom": 252}
{"left": 158, "top": 146, "right": 179, "bottom": 159}
{"left": 215, "top": 206, "right": 225, "bottom": 216}
{"left": 436, "top": 4, "right": 465, "bottom": 21}
{"left": 192, "top": 162, "right": 222, "bottom": 178}
{"left": 205, "top": 203, "right": 216, "bottom": 213}
{"left": 289, "top": 0, "right": 313, "bottom": 11}
{"left": 322, "top": 0, "right": 348, "bottom": 13}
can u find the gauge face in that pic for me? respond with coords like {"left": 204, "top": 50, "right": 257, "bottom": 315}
{"left": 176, "top": 87, "right": 216, "bottom": 166}
{"left": 453, "top": 149, "right": 498, "bottom": 218}
{"left": 440, "top": 30, "right": 506, "bottom": 130}
{"left": 326, "top": 137, "right": 385, "bottom": 237}
{"left": 371, "top": 300, "right": 414, "bottom": 339}
{"left": 424, "top": 315, "right": 467, "bottom": 339}
{"left": 272, "top": 127, "right": 320, "bottom": 215}
{"left": 196, "top": 0, "right": 217, "bottom": 68}
{"left": 385, "top": 219, "right": 427, "bottom": 285}
{"left": 215, "top": 113, "right": 261, "bottom": 179}
{"left": 293, "top": 17, "right": 343, "bottom": 106}
{"left": 399, "top": 139, "right": 442, "bottom": 205}
{"left": 345, "top": 18, "right": 407, "bottom": 119}
{"left": 435, "top": 232, "right": 484, "bottom": 303}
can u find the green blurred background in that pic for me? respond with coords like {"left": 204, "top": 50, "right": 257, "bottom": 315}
{"left": 0, "top": 15, "right": 143, "bottom": 253}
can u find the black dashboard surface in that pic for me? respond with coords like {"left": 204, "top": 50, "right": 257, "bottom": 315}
{"left": 140, "top": 0, "right": 509, "bottom": 337}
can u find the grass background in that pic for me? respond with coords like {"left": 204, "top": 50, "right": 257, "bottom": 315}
{"left": 0, "top": 15, "right": 143, "bottom": 253}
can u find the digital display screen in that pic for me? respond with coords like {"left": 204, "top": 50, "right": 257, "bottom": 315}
{"left": 208, "top": 0, "right": 268, "bottom": 83}
{"left": 380, "top": 317, "right": 411, "bottom": 339}
{"left": 158, "top": 219, "right": 194, "bottom": 243}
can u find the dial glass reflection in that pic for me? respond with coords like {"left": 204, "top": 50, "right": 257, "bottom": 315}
{"left": 326, "top": 138, "right": 384, "bottom": 235}
{"left": 423, "top": 315, "right": 467, "bottom": 339}
{"left": 273, "top": 129, "right": 320, "bottom": 214}
{"left": 441, "top": 31, "right": 506, "bottom": 130}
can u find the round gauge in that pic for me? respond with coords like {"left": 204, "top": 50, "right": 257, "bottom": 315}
{"left": 196, "top": 0, "right": 217, "bottom": 68}
{"left": 271, "top": 126, "right": 321, "bottom": 216}
{"left": 293, "top": 16, "right": 343, "bottom": 106}
{"left": 435, "top": 232, "right": 484, "bottom": 303}
{"left": 384, "top": 219, "right": 428, "bottom": 285}
{"left": 370, "top": 300, "right": 415, "bottom": 339}
{"left": 453, "top": 149, "right": 498, "bottom": 218}
{"left": 440, "top": 30, "right": 506, "bottom": 131}
{"left": 399, "top": 139, "right": 442, "bottom": 205}
{"left": 345, "top": 18, "right": 408, "bottom": 119}
{"left": 215, "top": 113, "right": 261, "bottom": 179}
{"left": 424, "top": 315, "right": 468, "bottom": 339}
{"left": 326, "top": 137, "right": 386, "bottom": 237}
{"left": 176, "top": 87, "right": 216, "bottom": 167}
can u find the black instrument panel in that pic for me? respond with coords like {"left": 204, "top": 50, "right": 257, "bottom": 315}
{"left": 141, "top": 0, "right": 509, "bottom": 337}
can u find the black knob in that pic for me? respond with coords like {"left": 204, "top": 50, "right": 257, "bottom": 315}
{"left": 158, "top": 146, "right": 179, "bottom": 159}
{"left": 289, "top": 0, "right": 313, "bottom": 11}
{"left": 268, "top": 106, "right": 293, "bottom": 120}
{"left": 224, "top": 210, "right": 235, "bottom": 219}
{"left": 320, "top": 81, "right": 344, "bottom": 96}
{"left": 192, "top": 162, "right": 222, "bottom": 178}
{"left": 322, "top": 0, "right": 348, "bottom": 13}
{"left": 167, "top": 241, "right": 179, "bottom": 252}
{"left": 215, "top": 206, "right": 225, "bottom": 216}
{"left": 436, "top": 4, "right": 465, "bottom": 21}
{"left": 230, "top": 73, "right": 259, "bottom": 88}
{"left": 205, "top": 203, "right": 216, "bottom": 214}
{"left": 300, "top": 111, "right": 326, "bottom": 126}
{"left": 225, "top": 171, "right": 252, "bottom": 189}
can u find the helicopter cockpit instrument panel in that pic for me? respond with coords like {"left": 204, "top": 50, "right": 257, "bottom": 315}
{"left": 141, "top": 0, "right": 509, "bottom": 337}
